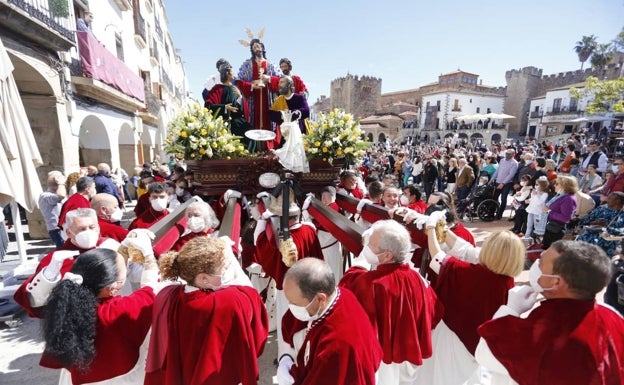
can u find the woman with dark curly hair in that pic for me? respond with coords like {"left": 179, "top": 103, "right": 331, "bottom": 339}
{"left": 42, "top": 248, "right": 158, "bottom": 385}
{"left": 145, "top": 236, "right": 268, "bottom": 385}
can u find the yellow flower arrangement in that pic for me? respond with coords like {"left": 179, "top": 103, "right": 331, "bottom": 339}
{"left": 164, "top": 103, "right": 249, "bottom": 160}
{"left": 303, "top": 108, "right": 370, "bottom": 165}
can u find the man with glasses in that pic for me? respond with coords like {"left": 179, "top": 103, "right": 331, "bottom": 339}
{"left": 475, "top": 240, "right": 624, "bottom": 384}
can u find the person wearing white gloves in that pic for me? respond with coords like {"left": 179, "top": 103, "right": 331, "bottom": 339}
{"left": 14, "top": 208, "right": 120, "bottom": 317}
{"left": 415, "top": 210, "right": 525, "bottom": 385}
{"left": 42, "top": 247, "right": 159, "bottom": 385}
{"left": 475, "top": 240, "right": 624, "bottom": 385}
{"left": 279, "top": 258, "right": 381, "bottom": 385}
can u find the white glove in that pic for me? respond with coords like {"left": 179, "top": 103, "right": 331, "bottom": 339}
{"left": 43, "top": 250, "right": 80, "bottom": 280}
{"left": 506, "top": 285, "right": 538, "bottom": 315}
{"left": 262, "top": 209, "right": 275, "bottom": 220}
{"left": 403, "top": 210, "right": 427, "bottom": 226}
{"left": 257, "top": 191, "right": 270, "bottom": 200}
{"left": 302, "top": 195, "right": 313, "bottom": 211}
{"left": 224, "top": 189, "right": 241, "bottom": 201}
{"left": 356, "top": 198, "right": 373, "bottom": 213}
{"left": 122, "top": 230, "right": 155, "bottom": 257}
{"left": 276, "top": 355, "right": 295, "bottom": 385}
{"left": 426, "top": 210, "right": 447, "bottom": 228}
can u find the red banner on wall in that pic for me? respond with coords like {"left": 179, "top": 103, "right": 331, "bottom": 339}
{"left": 77, "top": 31, "right": 146, "bottom": 102}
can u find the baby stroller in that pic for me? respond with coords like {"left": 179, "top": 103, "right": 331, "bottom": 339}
{"left": 456, "top": 182, "right": 500, "bottom": 222}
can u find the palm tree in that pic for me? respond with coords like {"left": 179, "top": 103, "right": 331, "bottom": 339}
{"left": 574, "top": 35, "right": 598, "bottom": 70}
{"left": 590, "top": 43, "right": 614, "bottom": 72}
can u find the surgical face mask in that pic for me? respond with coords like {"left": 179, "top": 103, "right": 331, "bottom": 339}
{"left": 288, "top": 297, "right": 318, "bottom": 322}
{"left": 150, "top": 197, "right": 168, "bottom": 212}
{"left": 279, "top": 85, "right": 290, "bottom": 95}
{"left": 361, "top": 245, "right": 381, "bottom": 265}
{"left": 187, "top": 216, "right": 206, "bottom": 233}
{"left": 528, "top": 259, "right": 558, "bottom": 293}
{"left": 109, "top": 208, "right": 123, "bottom": 223}
{"left": 520, "top": 181, "right": 527, "bottom": 187}
{"left": 208, "top": 263, "right": 235, "bottom": 291}
{"left": 175, "top": 187, "right": 185, "bottom": 196}
{"left": 613, "top": 165, "right": 619, "bottom": 173}
{"left": 72, "top": 229, "right": 99, "bottom": 249}
{"left": 399, "top": 195, "right": 410, "bottom": 206}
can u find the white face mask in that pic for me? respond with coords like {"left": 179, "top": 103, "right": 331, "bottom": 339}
{"left": 72, "top": 229, "right": 99, "bottom": 249}
{"left": 520, "top": 181, "right": 527, "bottom": 187}
{"left": 187, "top": 216, "right": 206, "bottom": 233}
{"left": 528, "top": 259, "right": 558, "bottom": 293}
{"left": 109, "top": 208, "right": 123, "bottom": 223}
{"left": 150, "top": 197, "right": 168, "bottom": 212}
{"left": 288, "top": 297, "right": 318, "bottom": 322}
{"left": 175, "top": 187, "right": 185, "bottom": 196}
{"left": 361, "top": 245, "right": 381, "bottom": 265}
{"left": 399, "top": 195, "right": 410, "bottom": 206}
{"left": 207, "top": 263, "right": 235, "bottom": 290}
{"left": 613, "top": 165, "right": 619, "bottom": 173}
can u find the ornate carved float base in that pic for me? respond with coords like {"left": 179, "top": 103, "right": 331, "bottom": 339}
{"left": 186, "top": 155, "right": 345, "bottom": 197}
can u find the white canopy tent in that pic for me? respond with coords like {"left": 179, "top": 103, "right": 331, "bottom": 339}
{"left": 0, "top": 37, "right": 44, "bottom": 265}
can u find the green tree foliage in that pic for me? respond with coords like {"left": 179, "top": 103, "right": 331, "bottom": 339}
{"left": 570, "top": 77, "right": 624, "bottom": 114}
{"left": 574, "top": 35, "right": 598, "bottom": 70}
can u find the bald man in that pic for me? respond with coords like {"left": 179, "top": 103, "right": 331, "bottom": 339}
{"left": 93, "top": 162, "right": 123, "bottom": 206}
{"left": 92, "top": 193, "right": 128, "bottom": 242}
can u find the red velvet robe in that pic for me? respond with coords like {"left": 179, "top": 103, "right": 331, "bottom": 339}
{"left": 14, "top": 237, "right": 111, "bottom": 318}
{"left": 282, "top": 288, "right": 382, "bottom": 385}
{"left": 57, "top": 193, "right": 90, "bottom": 228}
{"left": 255, "top": 222, "right": 323, "bottom": 290}
{"left": 144, "top": 285, "right": 268, "bottom": 385}
{"left": 478, "top": 299, "right": 624, "bottom": 385}
{"left": 434, "top": 257, "right": 513, "bottom": 355}
{"left": 41, "top": 287, "right": 155, "bottom": 384}
{"left": 339, "top": 263, "right": 443, "bottom": 365}
{"left": 98, "top": 217, "right": 129, "bottom": 242}
{"left": 128, "top": 207, "right": 169, "bottom": 230}
{"left": 134, "top": 193, "right": 150, "bottom": 218}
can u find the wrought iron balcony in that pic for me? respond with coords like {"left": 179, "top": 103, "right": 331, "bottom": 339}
{"left": 530, "top": 111, "right": 542, "bottom": 118}
{"left": 133, "top": 10, "right": 146, "bottom": 48}
{"left": 0, "top": 0, "right": 76, "bottom": 52}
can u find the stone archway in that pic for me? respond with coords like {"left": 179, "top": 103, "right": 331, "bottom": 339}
{"left": 367, "top": 133, "right": 373, "bottom": 142}
{"left": 470, "top": 133, "right": 484, "bottom": 146}
{"left": 8, "top": 52, "right": 61, "bottom": 181}
{"left": 118, "top": 123, "right": 137, "bottom": 174}
{"left": 79, "top": 115, "right": 111, "bottom": 166}
{"left": 378, "top": 132, "right": 386, "bottom": 143}
{"left": 491, "top": 133, "right": 502, "bottom": 144}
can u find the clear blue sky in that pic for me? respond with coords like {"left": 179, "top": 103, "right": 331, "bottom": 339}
{"left": 164, "top": 0, "right": 623, "bottom": 104}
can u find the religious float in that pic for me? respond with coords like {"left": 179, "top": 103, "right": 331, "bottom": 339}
{"left": 165, "top": 104, "right": 369, "bottom": 197}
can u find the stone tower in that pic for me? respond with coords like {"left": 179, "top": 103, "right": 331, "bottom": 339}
{"left": 330, "top": 74, "right": 382, "bottom": 119}
{"left": 505, "top": 66, "right": 542, "bottom": 137}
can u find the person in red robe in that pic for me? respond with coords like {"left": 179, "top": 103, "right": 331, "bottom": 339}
{"left": 128, "top": 182, "right": 169, "bottom": 230}
{"left": 236, "top": 38, "right": 281, "bottom": 150}
{"left": 171, "top": 201, "right": 219, "bottom": 251}
{"left": 254, "top": 191, "right": 323, "bottom": 358}
{"left": 57, "top": 176, "right": 95, "bottom": 229}
{"left": 41, "top": 248, "right": 157, "bottom": 385}
{"left": 279, "top": 258, "right": 382, "bottom": 385}
{"left": 402, "top": 184, "right": 428, "bottom": 213}
{"left": 339, "top": 219, "right": 443, "bottom": 384}
{"left": 274, "top": 58, "right": 308, "bottom": 97}
{"left": 145, "top": 236, "right": 268, "bottom": 385}
{"left": 14, "top": 208, "right": 120, "bottom": 318}
{"left": 417, "top": 224, "right": 526, "bottom": 385}
{"left": 476, "top": 240, "right": 624, "bottom": 385}
{"left": 91, "top": 193, "right": 128, "bottom": 242}
{"left": 337, "top": 170, "right": 364, "bottom": 199}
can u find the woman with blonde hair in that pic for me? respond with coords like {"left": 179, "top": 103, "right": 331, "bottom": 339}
{"left": 145, "top": 236, "right": 267, "bottom": 385}
{"left": 415, "top": 218, "right": 525, "bottom": 385}
{"left": 542, "top": 175, "right": 578, "bottom": 249}
{"left": 65, "top": 172, "right": 80, "bottom": 196}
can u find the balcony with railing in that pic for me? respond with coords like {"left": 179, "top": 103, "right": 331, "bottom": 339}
{"left": 545, "top": 106, "right": 582, "bottom": 116}
{"left": 0, "top": 0, "right": 76, "bottom": 51}
{"left": 530, "top": 111, "right": 542, "bottom": 119}
{"left": 149, "top": 39, "right": 159, "bottom": 65}
{"left": 72, "top": 31, "right": 145, "bottom": 113}
{"left": 161, "top": 71, "right": 173, "bottom": 93}
{"left": 154, "top": 18, "right": 163, "bottom": 42}
{"left": 133, "top": 10, "right": 147, "bottom": 48}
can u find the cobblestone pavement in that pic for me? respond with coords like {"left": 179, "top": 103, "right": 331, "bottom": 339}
{"left": 0, "top": 208, "right": 525, "bottom": 385}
